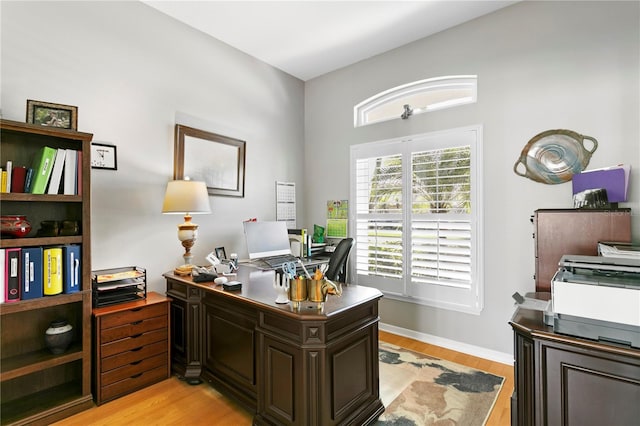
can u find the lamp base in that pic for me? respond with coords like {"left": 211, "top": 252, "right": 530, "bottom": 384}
{"left": 174, "top": 264, "right": 194, "bottom": 276}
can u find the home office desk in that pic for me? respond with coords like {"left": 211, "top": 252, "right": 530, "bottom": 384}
{"left": 164, "top": 266, "right": 384, "bottom": 425}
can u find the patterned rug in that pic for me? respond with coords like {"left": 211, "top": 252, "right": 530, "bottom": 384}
{"left": 376, "top": 342, "right": 504, "bottom": 426}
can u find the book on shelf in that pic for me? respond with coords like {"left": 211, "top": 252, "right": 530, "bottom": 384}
{"left": 62, "top": 245, "right": 81, "bottom": 293}
{"left": 44, "top": 247, "right": 63, "bottom": 296}
{"left": 22, "top": 247, "right": 43, "bottom": 300}
{"left": 5, "top": 248, "right": 21, "bottom": 302}
{"left": 76, "top": 150, "right": 83, "bottom": 195}
{"left": 47, "top": 148, "right": 67, "bottom": 195}
{"left": 5, "top": 160, "right": 12, "bottom": 193}
{"left": 30, "top": 146, "right": 57, "bottom": 194}
{"left": 1, "top": 170, "right": 6, "bottom": 193}
{"left": 63, "top": 149, "right": 77, "bottom": 195}
{"left": 24, "top": 168, "right": 34, "bottom": 193}
{"left": 11, "top": 165, "right": 27, "bottom": 193}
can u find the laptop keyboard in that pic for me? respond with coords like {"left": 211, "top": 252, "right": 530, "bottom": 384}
{"left": 263, "top": 254, "right": 298, "bottom": 268}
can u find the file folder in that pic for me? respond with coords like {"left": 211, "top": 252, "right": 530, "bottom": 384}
{"left": 44, "top": 247, "right": 63, "bottom": 295}
{"left": 572, "top": 165, "right": 630, "bottom": 203}
{"left": 22, "top": 247, "right": 43, "bottom": 300}
{"left": 63, "top": 245, "right": 81, "bottom": 293}
{"left": 5, "top": 248, "right": 21, "bottom": 302}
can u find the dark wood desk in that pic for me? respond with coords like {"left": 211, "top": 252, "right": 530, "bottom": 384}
{"left": 510, "top": 298, "right": 640, "bottom": 426}
{"left": 164, "top": 266, "right": 384, "bottom": 425}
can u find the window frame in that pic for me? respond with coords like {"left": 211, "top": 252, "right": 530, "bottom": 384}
{"left": 349, "top": 125, "right": 483, "bottom": 314}
{"left": 354, "top": 75, "right": 477, "bottom": 127}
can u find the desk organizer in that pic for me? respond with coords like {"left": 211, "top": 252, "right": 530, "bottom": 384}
{"left": 92, "top": 266, "right": 146, "bottom": 308}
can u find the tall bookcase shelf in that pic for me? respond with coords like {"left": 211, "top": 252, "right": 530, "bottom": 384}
{"left": 0, "top": 119, "right": 93, "bottom": 425}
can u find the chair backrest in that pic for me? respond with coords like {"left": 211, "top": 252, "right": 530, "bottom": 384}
{"left": 324, "top": 238, "right": 354, "bottom": 283}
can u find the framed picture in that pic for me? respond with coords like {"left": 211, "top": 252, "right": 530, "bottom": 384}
{"left": 26, "top": 99, "right": 78, "bottom": 130}
{"left": 174, "top": 124, "right": 246, "bottom": 197}
{"left": 215, "top": 247, "right": 227, "bottom": 261}
{"left": 91, "top": 143, "right": 118, "bottom": 170}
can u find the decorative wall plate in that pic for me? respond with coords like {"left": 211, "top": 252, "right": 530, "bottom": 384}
{"left": 513, "top": 129, "right": 598, "bottom": 184}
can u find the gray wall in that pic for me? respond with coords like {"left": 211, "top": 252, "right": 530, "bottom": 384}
{"left": 1, "top": 1, "right": 305, "bottom": 294}
{"left": 2, "top": 1, "right": 638, "bottom": 358}
{"left": 304, "top": 1, "right": 640, "bottom": 355}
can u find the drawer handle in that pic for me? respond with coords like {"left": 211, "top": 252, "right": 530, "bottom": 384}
{"left": 130, "top": 372, "right": 143, "bottom": 379}
{"left": 130, "top": 308, "right": 142, "bottom": 312}
{"left": 130, "top": 360, "right": 142, "bottom": 366}
{"left": 131, "top": 346, "right": 143, "bottom": 352}
{"left": 131, "top": 320, "right": 143, "bottom": 325}
{"left": 131, "top": 333, "right": 143, "bottom": 339}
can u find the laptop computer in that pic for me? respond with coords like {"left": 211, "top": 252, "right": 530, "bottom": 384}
{"left": 243, "top": 221, "right": 298, "bottom": 269}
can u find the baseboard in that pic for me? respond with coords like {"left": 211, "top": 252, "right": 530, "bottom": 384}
{"left": 379, "top": 322, "right": 514, "bottom": 365}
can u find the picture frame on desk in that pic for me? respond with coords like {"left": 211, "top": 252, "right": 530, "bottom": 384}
{"left": 215, "top": 247, "right": 227, "bottom": 261}
{"left": 91, "top": 143, "right": 118, "bottom": 170}
{"left": 173, "top": 124, "right": 246, "bottom": 198}
{"left": 26, "top": 99, "right": 78, "bottom": 130}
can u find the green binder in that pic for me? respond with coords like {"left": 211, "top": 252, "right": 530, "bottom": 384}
{"left": 30, "top": 146, "right": 57, "bottom": 194}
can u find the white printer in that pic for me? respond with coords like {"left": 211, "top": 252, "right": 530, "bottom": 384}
{"left": 551, "top": 254, "right": 640, "bottom": 348}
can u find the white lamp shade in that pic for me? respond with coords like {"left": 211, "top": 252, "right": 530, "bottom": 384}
{"left": 162, "top": 180, "right": 211, "bottom": 214}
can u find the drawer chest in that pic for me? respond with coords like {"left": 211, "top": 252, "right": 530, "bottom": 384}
{"left": 93, "top": 291, "right": 171, "bottom": 405}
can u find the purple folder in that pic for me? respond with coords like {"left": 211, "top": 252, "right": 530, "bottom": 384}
{"left": 572, "top": 166, "right": 629, "bottom": 202}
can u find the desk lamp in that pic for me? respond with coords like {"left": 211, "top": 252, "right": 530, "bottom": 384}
{"left": 162, "top": 179, "right": 211, "bottom": 273}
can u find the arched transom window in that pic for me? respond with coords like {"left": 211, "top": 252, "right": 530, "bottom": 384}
{"left": 354, "top": 75, "right": 477, "bottom": 127}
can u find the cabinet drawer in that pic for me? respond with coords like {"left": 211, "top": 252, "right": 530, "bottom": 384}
{"left": 101, "top": 328, "right": 168, "bottom": 358}
{"left": 101, "top": 315, "right": 167, "bottom": 343}
{"left": 100, "top": 365, "right": 168, "bottom": 403}
{"left": 101, "top": 303, "right": 168, "bottom": 329}
{"left": 101, "top": 352, "right": 168, "bottom": 386}
{"left": 102, "top": 340, "right": 168, "bottom": 372}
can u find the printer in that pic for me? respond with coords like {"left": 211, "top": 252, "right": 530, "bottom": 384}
{"left": 551, "top": 254, "right": 640, "bottom": 348}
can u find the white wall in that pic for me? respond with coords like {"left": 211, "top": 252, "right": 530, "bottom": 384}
{"left": 1, "top": 1, "right": 305, "bottom": 295}
{"left": 304, "top": 1, "right": 640, "bottom": 355}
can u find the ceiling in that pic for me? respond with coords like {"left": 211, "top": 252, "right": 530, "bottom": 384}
{"left": 143, "top": 1, "right": 518, "bottom": 81}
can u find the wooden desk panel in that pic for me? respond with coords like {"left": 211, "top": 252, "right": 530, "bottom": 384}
{"left": 165, "top": 266, "right": 384, "bottom": 425}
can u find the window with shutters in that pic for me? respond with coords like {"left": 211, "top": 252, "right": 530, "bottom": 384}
{"left": 353, "top": 75, "right": 477, "bottom": 127}
{"left": 350, "top": 126, "right": 483, "bottom": 313}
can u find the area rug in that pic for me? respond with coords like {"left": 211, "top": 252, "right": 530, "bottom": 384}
{"left": 376, "top": 342, "right": 504, "bottom": 426}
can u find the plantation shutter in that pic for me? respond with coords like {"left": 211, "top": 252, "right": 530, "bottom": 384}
{"left": 350, "top": 126, "right": 482, "bottom": 313}
{"left": 354, "top": 153, "right": 404, "bottom": 289}
{"left": 411, "top": 146, "right": 472, "bottom": 289}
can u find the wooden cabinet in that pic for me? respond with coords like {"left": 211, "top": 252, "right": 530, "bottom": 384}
{"left": 532, "top": 209, "right": 631, "bottom": 292}
{"left": 0, "top": 119, "right": 93, "bottom": 425}
{"left": 92, "top": 292, "right": 171, "bottom": 405}
{"left": 510, "top": 303, "right": 640, "bottom": 425}
{"left": 165, "top": 267, "right": 385, "bottom": 425}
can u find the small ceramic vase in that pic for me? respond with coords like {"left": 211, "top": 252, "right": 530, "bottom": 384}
{"left": 45, "top": 319, "right": 73, "bottom": 354}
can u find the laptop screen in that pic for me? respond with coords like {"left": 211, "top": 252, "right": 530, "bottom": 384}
{"left": 243, "top": 221, "right": 292, "bottom": 260}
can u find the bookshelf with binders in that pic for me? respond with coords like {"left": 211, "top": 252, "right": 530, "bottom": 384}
{"left": 0, "top": 119, "right": 93, "bottom": 425}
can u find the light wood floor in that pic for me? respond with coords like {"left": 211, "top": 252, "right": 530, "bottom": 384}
{"left": 53, "top": 331, "right": 513, "bottom": 426}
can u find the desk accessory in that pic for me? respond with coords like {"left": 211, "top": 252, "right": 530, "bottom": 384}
{"left": 273, "top": 271, "right": 290, "bottom": 304}
{"left": 223, "top": 281, "right": 242, "bottom": 291}
{"left": 92, "top": 266, "right": 146, "bottom": 308}
{"left": 162, "top": 179, "right": 211, "bottom": 273}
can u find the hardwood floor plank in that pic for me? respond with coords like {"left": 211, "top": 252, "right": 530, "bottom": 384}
{"left": 53, "top": 331, "right": 513, "bottom": 425}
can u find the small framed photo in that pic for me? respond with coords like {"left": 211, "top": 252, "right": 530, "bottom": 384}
{"left": 91, "top": 143, "right": 118, "bottom": 170}
{"left": 26, "top": 99, "right": 78, "bottom": 130}
{"left": 215, "top": 247, "right": 227, "bottom": 261}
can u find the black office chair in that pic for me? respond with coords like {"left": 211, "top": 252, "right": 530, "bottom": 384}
{"left": 324, "top": 238, "right": 354, "bottom": 283}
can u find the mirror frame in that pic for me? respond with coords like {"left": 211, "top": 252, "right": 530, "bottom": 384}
{"left": 173, "top": 124, "right": 246, "bottom": 197}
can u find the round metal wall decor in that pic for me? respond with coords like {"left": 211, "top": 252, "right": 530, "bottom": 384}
{"left": 513, "top": 129, "right": 598, "bottom": 184}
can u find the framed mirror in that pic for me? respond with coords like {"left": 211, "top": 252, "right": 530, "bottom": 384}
{"left": 174, "top": 124, "right": 246, "bottom": 197}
